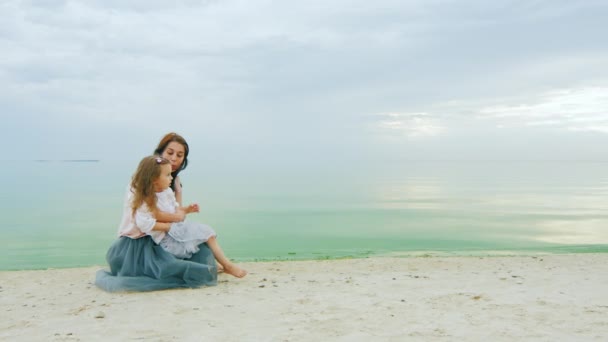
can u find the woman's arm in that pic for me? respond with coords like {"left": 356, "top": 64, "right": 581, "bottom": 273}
{"left": 134, "top": 205, "right": 175, "bottom": 234}
{"left": 150, "top": 221, "right": 172, "bottom": 232}
{"left": 173, "top": 175, "right": 183, "bottom": 206}
{"left": 135, "top": 206, "right": 174, "bottom": 233}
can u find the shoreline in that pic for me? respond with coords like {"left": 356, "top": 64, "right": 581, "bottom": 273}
{"left": 2, "top": 254, "right": 607, "bottom": 341}
{"left": 4, "top": 246, "right": 608, "bottom": 272}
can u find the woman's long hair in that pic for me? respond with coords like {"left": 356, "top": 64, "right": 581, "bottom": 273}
{"left": 154, "top": 132, "right": 189, "bottom": 190}
{"left": 130, "top": 156, "right": 171, "bottom": 216}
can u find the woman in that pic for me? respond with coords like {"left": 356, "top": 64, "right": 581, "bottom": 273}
{"left": 154, "top": 132, "right": 189, "bottom": 206}
{"left": 153, "top": 132, "right": 230, "bottom": 274}
{"left": 95, "top": 133, "right": 243, "bottom": 292}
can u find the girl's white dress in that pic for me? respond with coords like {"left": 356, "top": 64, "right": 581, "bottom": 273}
{"left": 155, "top": 188, "right": 216, "bottom": 259}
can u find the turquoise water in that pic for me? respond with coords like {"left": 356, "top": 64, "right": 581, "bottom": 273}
{"left": 2, "top": 160, "right": 608, "bottom": 270}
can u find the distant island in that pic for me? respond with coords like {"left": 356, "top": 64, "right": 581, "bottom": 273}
{"left": 34, "top": 160, "right": 100, "bottom": 162}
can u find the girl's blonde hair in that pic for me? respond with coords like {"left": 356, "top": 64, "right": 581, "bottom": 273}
{"left": 130, "top": 156, "right": 171, "bottom": 216}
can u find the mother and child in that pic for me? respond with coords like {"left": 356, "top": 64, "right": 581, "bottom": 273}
{"left": 96, "top": 133, "right": 246, "bottom": 292}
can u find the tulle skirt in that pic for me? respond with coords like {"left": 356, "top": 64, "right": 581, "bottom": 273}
{"left": 160, "top": 221, "right": 217, "bottom": 259}
{"left": 95, "top": 236, "right": 217, "bottom": 292}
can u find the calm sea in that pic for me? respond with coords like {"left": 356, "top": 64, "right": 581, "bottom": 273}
{"left": 2, "top": 160, "right": 608, "bottom": 270}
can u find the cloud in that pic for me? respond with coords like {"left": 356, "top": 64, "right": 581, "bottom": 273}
{"left": 1, "top": 0, "right": 608, "bottom": 161}
{"left": 372, "top": 86, "right": 608, "bottom": 140}
{"left": 477, "top": 87, "right": 608, "bottom": 133}
{"left": 372, "top": 112, "right": 445, "bottom": 139}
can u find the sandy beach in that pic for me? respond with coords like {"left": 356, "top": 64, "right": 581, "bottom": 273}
{"left": 1, "top": 254, "right": 607, "bottom": 341}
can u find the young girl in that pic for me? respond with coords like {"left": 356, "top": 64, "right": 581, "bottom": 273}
{"left": 130, "top": 155, "right": 247, "bottom": 278}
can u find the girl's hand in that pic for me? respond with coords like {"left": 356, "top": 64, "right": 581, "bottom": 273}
{"left": 185, "top": 203, "right": 200, "bottom": 214}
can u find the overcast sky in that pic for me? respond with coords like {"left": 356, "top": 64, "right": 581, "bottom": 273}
{"left": 2, "top": 0, "right": 608, "bottom": 164}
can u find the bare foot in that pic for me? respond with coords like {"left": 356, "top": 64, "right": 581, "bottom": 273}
{"left": 217, "top": 263, "right": 224, "bottom": 274}
{"left": 223, "top": 263, "right": 247, "bottom": 278}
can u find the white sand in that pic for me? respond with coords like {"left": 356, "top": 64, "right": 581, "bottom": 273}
{"left": 1, "top": 254, "right": 607, "bottom": 341}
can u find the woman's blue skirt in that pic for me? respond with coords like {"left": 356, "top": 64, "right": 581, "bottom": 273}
{"left": 95, "top": 236, "right": 217, "bottom": 292}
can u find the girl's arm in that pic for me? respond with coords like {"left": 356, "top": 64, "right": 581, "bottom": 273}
{"left": 155, "top": 208, "right": 186, "bottom": 223}
{"left": 173, "top": 175, "right": 183, "bottom": 206}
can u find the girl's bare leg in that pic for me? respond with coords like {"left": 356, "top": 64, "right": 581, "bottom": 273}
{"left": 207, "top": 236, "right": 247, "bottom": 278}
